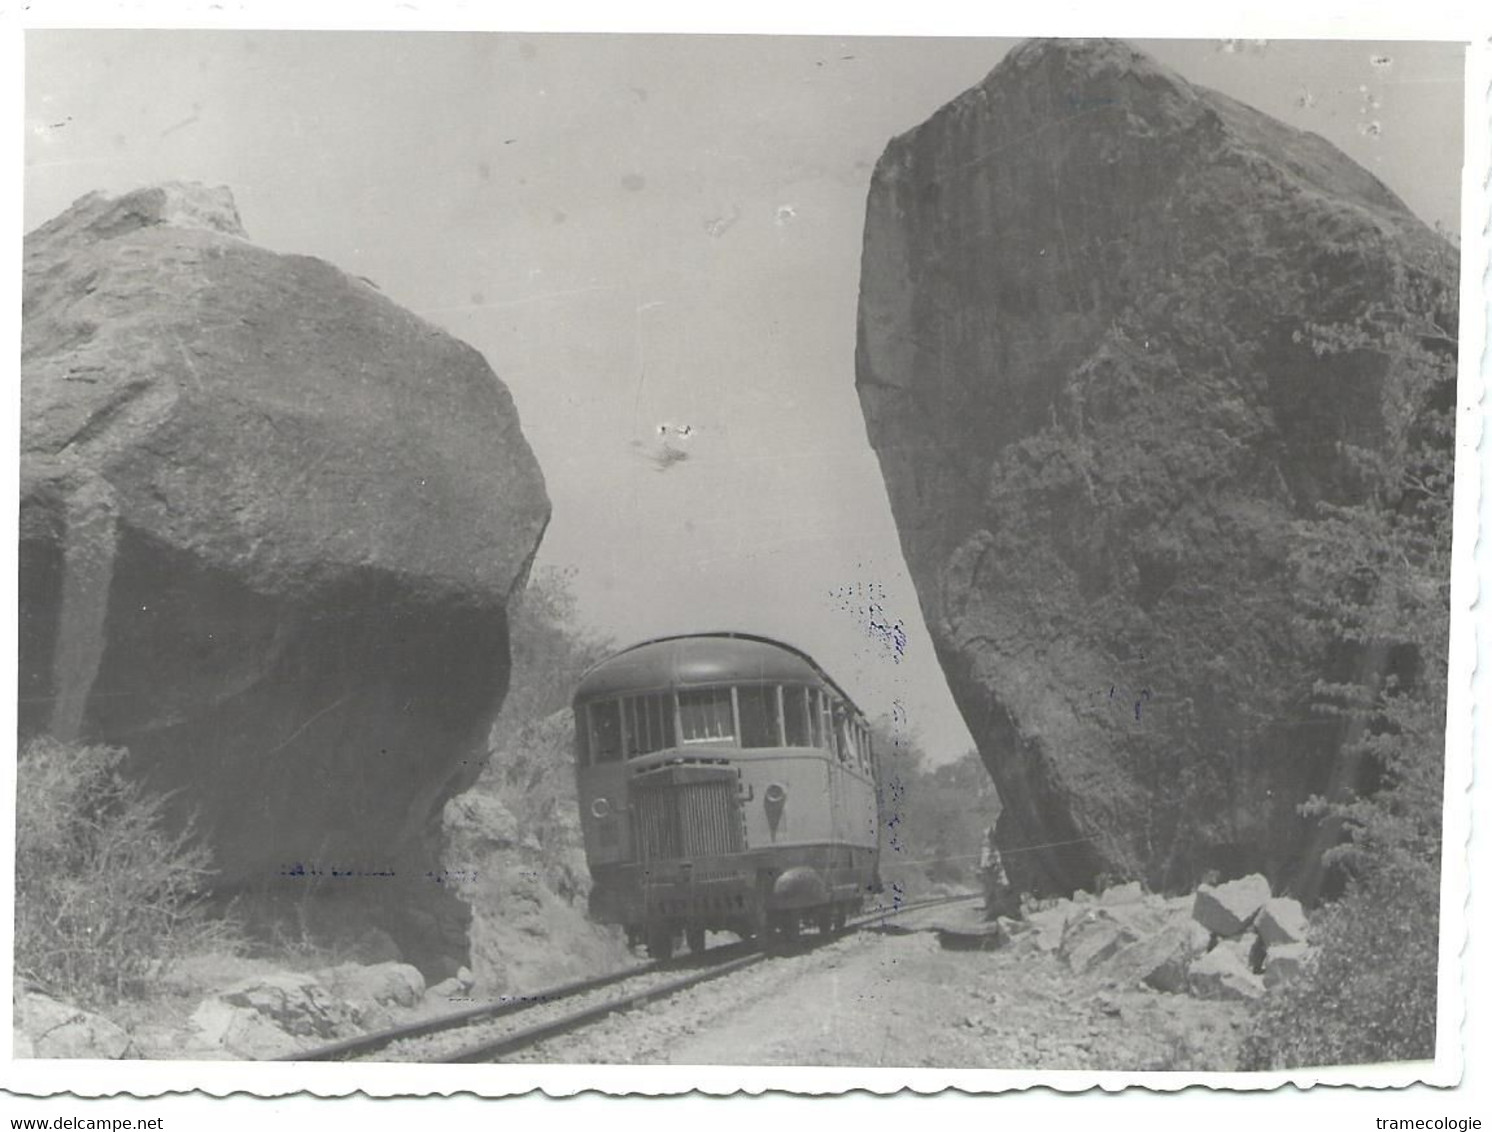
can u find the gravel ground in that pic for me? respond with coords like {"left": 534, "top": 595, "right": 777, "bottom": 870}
{"left": 506, "top": 912, "right": 1249, "bottom": 1070}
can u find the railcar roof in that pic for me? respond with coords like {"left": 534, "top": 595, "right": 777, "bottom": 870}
{"left": 573, "top": 632, "right": 860, "bottom": 711}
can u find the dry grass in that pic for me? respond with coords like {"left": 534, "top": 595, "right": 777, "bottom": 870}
{"left": 14, "top": 737, "right": 243, "bottom": 1007}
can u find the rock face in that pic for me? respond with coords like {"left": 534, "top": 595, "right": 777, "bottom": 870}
{"left": 855, "top": 39, "right": 1456, "bottom": 895}
{"left": 441, "top": 711, "right": 630, "bottom": 994}
{"left": 20, "top": 184, "right": 550, "bottom": 975}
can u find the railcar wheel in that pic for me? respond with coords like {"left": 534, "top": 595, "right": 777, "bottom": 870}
{"left": 646, "top": 926, "right": 675, "bottom": 961}
{"left": 686, "top": 927, "right": 707, "bottom": 955}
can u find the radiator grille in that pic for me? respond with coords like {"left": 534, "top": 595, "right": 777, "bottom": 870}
{"left": 635, "top": 779, "right": 742, "bottom": 861}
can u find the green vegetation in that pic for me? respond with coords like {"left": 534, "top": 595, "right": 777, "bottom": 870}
{"left": 1241, "top": 240, "right": 1456, "bottom": 1069}
{"left": 449, "top": 567, "right": 632, "bottom": 987}
{"left": 1242, "top": 859, "right": 1440, "bottom": 1069}
{"left": 872, "top": 721, "right": 1000, "bottom": 893}
{"left": 14, "top": 737, "right": 236, "bottom": 1007}
{"left": 491, "top": 565, "right": 613, "bottom": 755}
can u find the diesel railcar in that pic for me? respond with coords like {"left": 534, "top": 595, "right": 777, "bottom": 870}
{"left": 571, "top": 632, "right": 881, "bottom": 958}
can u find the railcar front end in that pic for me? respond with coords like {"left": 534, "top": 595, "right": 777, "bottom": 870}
{"left": 571, "top": 633, "right": 880, "bottom": 958}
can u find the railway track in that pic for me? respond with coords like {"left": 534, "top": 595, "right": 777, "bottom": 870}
{"left": 280, "top": 892, "right": 979, "bottom": 1064}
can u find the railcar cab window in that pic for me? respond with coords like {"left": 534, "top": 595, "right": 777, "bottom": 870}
{"left": 678, "top": 687, "right": 735, "bottom": 745}
{"left": 588, "top": 700, "right": 623, "bottom": 764}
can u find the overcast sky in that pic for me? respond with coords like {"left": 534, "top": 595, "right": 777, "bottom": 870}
{"left": 22, "top": 31, "right": 1465, "bottom": 762}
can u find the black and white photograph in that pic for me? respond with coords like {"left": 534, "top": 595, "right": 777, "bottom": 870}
{"left": 3, "top": 2, "right": 1485, "bottom": 1106}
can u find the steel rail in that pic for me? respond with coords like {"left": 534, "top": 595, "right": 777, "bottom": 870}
{"left": 274, "top": 959, "right": 667, "bottom": 1062}
{"left": 280, "top": 891, "right": 978, "bottom": 1063}
{"left": 440, "top": 948, "right": 767, "bottom": 1063}
{"left": 432, "top": 892, "right": 979, "bottom": 1064}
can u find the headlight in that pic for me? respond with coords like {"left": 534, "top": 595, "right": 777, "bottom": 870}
{"left": 590, "top": 797, "right": 611, "bottom": 819}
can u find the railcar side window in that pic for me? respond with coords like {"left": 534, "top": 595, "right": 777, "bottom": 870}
{"left": 736, "top": 685, "right": 780, "bottom": 748}
{"left": 821, "top": 694, "right": 840, "bottom": 759}
{"left": 625, "top": 693, "right": 676, "bottom": 756}
{"left": 678, "top": 687, "right": 735, "bottom": 744}
{"left": 807, "top": 689, "right": 824, "bottom": 748}
{"left": 589, "top": 700, "right": 623, "bottom": 763}
{"left": 782, "top": 686, "right": 811, "bottom": 746}
{"left": 833, "top": 703, "right": 855, "bottom": 764}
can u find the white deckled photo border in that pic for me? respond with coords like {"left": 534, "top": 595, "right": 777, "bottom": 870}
{"left": 1, "top": 0, "right": 1486, "bottom": 1105}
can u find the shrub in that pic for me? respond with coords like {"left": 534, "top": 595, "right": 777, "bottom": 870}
{"left": 14, "top": 736, "right": 233, "bottom": 1005}
{"left": 1239, "top": 857, "right": 1439, "bottom": 1069}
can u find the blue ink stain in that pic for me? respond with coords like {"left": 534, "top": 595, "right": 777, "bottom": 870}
{"left": 425, "top": 868, "right": 478, "bottom": 885}
{"left": 278, "top": 862, "right": 397, "bottom": 878}
{"left": 1134, "top": 688, "right": 1152, "bottom": 722}
{"left": 830, "top": 581, "right": 907, "bottom": 664}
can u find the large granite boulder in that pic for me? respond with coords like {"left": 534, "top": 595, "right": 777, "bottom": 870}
{"left": 20, "top": 183, "right": 550, "bottom": 975}
{"left": 855, "top": 39, "right": 1456, "bottom": 896}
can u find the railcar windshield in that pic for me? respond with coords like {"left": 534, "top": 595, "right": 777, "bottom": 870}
{"left": 678, "top": 687, "right": 735, "bottom": 744}
{"left": 735, "top": 685, "right": 779, "bottom": 748}
{"left": 626, "top": 693, "right": 676, "bottom": 756}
